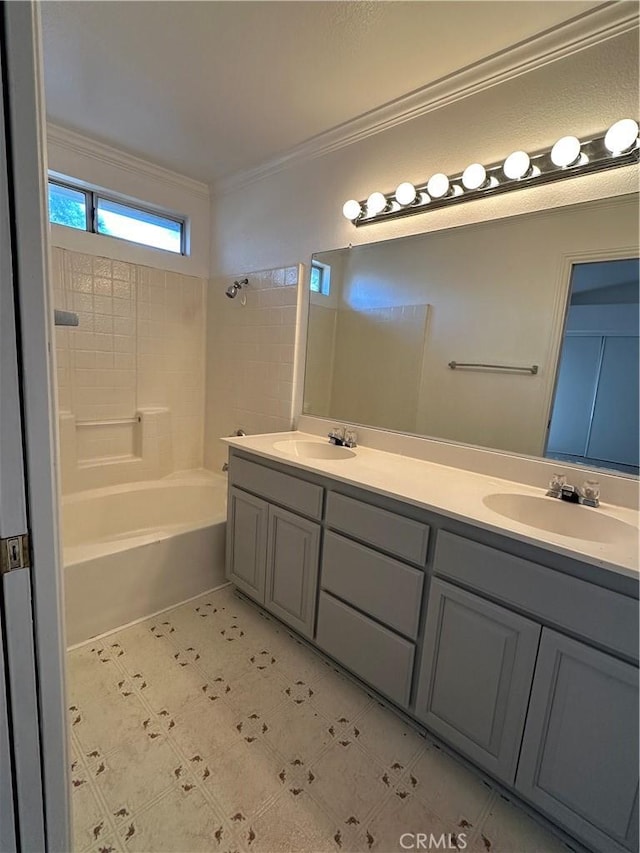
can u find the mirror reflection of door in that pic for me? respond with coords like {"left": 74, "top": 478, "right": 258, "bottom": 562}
{"left": 546, "top": 258, "right": 639, "bottom": 475}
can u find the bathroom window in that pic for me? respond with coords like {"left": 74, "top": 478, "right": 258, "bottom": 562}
{"left": 47, "top": 178, "right": 185, "bottom": 254}
{"left": 310, "top": 260, "right": 331, "bottom": 296}
{"left": 48, "top": 182, "right": 89, "bottom": 231}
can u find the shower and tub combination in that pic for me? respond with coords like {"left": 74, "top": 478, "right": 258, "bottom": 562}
{"left": 59, "top": 274, "right": 253, "bottom": 647}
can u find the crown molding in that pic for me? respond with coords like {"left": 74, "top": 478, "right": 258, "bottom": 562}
{"left": 46, "top": 123, "right": 210, "bottom": 201}
{"left": 215, "top": 1, "right": 638, "bottom": 197}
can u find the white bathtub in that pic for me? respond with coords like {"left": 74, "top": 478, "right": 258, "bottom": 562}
{"left": 62, "top": 471, "right": 227, "bottom": 646}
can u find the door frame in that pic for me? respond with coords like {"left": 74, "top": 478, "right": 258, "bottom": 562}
{"left": 2, "top": 2, "right": 70, "bottom": 849}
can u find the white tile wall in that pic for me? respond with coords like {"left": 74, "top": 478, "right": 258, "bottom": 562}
{"left": 205, "top": 265, "right": 300, "bottom": 471}
{"left": 52, "top": 248, "right": 206, "bottom": 491}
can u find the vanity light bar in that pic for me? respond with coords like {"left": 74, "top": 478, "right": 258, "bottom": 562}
{"left": 342, "top": 119, "right": 639, "bottom": 227}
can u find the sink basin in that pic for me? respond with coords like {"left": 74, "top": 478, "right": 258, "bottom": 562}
{"left": 483, "top": 492, "right": 638, "bottom": 544}
{"left": 272, "top": 439, "right": 356, "bottom": 460}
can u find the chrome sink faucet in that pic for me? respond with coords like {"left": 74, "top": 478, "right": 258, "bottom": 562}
{"left": 328, "top": 425, "right": 358, "bottom": 448}
{"left": 546, "top": 474, "right": 600, "bottom": 507}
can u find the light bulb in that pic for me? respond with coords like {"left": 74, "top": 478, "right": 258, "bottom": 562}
{"left": 461, "top": 163, "right": 487, "bottom": 191}
{"left": 342, "top": 199, "right": 361, "bottom": 221}
{"left": 604, "top": 119, "right": 639, "bottom": 155}
{"left": 551, "top": 136, "right": 581, "bottom": 167}
{"left": 503, "top": 150, "right": 531, "bottom": 180}
{"left": 395, "top": 182, "right": 417, "bottom": 206}
{"left": 427, "top": 173, "right": 450, "bottom": 199}
{"left": 366, "top": 192, "right": 387, "bottom": 216}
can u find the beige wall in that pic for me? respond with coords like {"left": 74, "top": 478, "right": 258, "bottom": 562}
{"left": 52, "top": 247, "right": 206, "bottom": 491}
{"left": 304, "top": 303, "right": 337, "bottom": 417}
{"left": 330, "top": 304, "right": 429, "bottom": 434}
{"left": 204, "top": 265, "right": 299, "bottom": 471}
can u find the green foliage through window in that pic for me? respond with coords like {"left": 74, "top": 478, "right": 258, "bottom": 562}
{"left": 48, "top": 179, "right": 184, "bottom": 254}
{"left": 48, "top": 183, "right": 87, "bottom": 231}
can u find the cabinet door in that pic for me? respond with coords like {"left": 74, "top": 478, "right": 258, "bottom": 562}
{"left": 265, "top": 505, "right": 320, "bottom": 639}
{"left": 516, "top": 629, "right": 639, "bottom": 853}
{"left": 226, "top": 487, "right": 268, "bottom": 602}
{"left": 415, "top": 579, "right": 540, "bottom": 784}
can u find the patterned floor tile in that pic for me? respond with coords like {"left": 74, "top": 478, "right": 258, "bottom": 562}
{"left": 70, "top": 690, "right": 150, "bottom": 758}
{"left": 117, "top": 786, "right": 226, "bottom": 853}
{"left": 225, "top": 666, "right": 290, "bottom": 717}
{"left": 266, "top": 633, "right": 334, "bottom": 685}
{"left": 407, "top": 743, "right": 494, "bottom": 829}
{"left": 469, "top": 793, "right": 571, "bottom": 853}
{"left": 309, "top": 740, "right": 389, "bottom": 827}
{"left": 91, "top": 732, "right": 182, "bottom": 817}
{"left": 309, "top": 670, "right": 375, "bottom": 724}
{"left": 67, "top": 644, "right": 131, "bottom": 711}
{"left": 262, "top": 695, "right": 333, "bottom": 763}
{"left": 356, "top": 787, "right": 460, "bottom": 853}
{"left": 70, "top": 767, "right": 108, "bottom": 851}
{"left": 88, "top": 832, "right": 124, "bottom": 853}
{"left": 68, "top": 586, "right": 570, "bottom": 853}
{"left": 356, "top": 702, "right": 425, "bottom": 769}
{"left": 168, "top": 695, "right": 243, "bottom": 764}
{"left": 202, "top": 738, "right": 282, "bottom": 821}
{"left": 244, "top": 790, "right": 344, "bottom": 853}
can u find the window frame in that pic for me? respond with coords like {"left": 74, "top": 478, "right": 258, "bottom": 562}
{"left": 310, "top": 259, "right": 331, "bottom": 297}
{"left": 47, "top": 178, "right": 187, "bottom": 256}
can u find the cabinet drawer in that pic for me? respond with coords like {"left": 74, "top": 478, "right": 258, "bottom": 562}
{"left": 316, "top": 591, "right": 415, "bottom": 707}
{"left": 434, "top": 531, "right": 638, "bottom": 662}
{"left": 229, "top": 454, "right": 323, "bottom": 520}
{"left": 326, "top": 491, "right": 429, "bottom": 565}
{"left": 321, "top": 532, "right": 423, "bottom": 639}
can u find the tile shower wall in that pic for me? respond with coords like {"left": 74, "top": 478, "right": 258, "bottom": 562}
{"left": 204, "top": 265, "right": 300, "bottom": 471}
{"left": 52, "top": 248, "right": 206, "bottom": 491}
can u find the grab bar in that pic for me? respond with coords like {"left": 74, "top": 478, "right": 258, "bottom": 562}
{"left": 76, "top": 416, "right": 141, "bottom": 427}
{"left": 448, "top": 361, "right": 538, "bottom": 374}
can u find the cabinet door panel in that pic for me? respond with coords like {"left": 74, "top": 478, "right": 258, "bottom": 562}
{"left": 265, "top": 505, "right": 320, "bottom": 638}
{"left": 415, "top": 579, "right": 540, "bottom": 784}
{"left": 226, "top": 487, "right": 267, "bottom": 602}
{"left": 516, "top": 629, "right": 639, "bottom": 853}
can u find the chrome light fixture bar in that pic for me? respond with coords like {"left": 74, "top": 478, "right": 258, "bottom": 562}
{"left": 342, "top": 119, "right": 639, "bottom": 227}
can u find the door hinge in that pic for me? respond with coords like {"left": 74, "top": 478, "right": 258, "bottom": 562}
{"left": 0, "top": 534, "right": 30, "bottom": 575}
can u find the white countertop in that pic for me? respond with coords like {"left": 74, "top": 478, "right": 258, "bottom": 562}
{"left": 222, "top": 431, "right": 640, "bottom": 579}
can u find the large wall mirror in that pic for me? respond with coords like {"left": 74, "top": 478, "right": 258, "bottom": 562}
{"left": 303, "top": 194, "right": 639, "bottom": 476}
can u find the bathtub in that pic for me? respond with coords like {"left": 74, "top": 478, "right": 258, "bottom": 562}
{"left": 62, "top": 471, "right": 227, "bottom": 646}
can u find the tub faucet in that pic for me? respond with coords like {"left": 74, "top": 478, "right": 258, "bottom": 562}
{"left": 546, "top": 474, "right": 600, "bottom": 507}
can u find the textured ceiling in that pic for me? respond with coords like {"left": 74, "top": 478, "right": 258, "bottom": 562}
{"left": 41, "top": 1, "right": 604, "bottom": 185}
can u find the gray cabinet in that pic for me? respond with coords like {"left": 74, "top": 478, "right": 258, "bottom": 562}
{"left": 516, "top": 629, "right": 639, "bottom": 853}
{"left": 316, "top": 591, "right": 415, "bottom": 707}
{"left": 226, "top": 486, "right": 268, "bottom": 601}
{"left": 321, "top": 531, "right": 424, "bottom": 639}
{"left": 226, "top": 448, "right": 639, "bottom": 853}
{"left": 415, "top": 579, "right": 541, "bottom": 785}
{"left": 265, "top": 505, "right": 320, "bottom": 638}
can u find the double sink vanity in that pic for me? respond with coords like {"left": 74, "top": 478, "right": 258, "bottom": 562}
{"left": 223, "top": 430, "right": 639, "bottom": 853}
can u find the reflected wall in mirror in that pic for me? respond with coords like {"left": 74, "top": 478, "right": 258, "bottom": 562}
{"left": 303, "top": 194, "right": 639, "bottom": 476}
